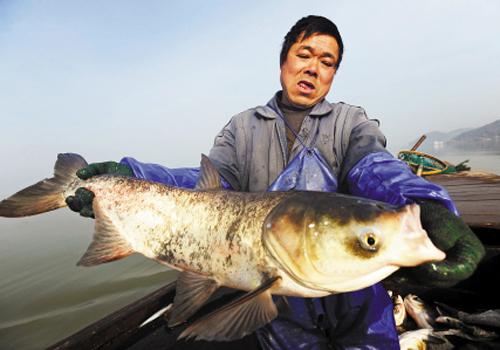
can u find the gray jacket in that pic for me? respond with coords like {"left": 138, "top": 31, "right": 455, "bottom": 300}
{"left": 209, "top": 92, "right": 388, "bottom": 192}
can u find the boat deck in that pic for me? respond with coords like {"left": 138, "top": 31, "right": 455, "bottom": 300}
{"left": 430, "top": 171, "right": 500, "bottom": 230}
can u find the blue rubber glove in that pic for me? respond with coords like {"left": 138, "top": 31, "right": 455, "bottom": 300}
{"left": 120, "top": 157, "right": 232, "bottom": 189}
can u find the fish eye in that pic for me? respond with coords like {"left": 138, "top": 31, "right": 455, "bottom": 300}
{"left": 367, "top": 236, "right": 376, "bottom": 246}
{"left": 359, "top": 232, "right": 378, "bottom": 251}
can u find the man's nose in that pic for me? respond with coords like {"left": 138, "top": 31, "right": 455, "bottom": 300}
{"left": 304, "top": 60, "right": 318, "bottom": 78}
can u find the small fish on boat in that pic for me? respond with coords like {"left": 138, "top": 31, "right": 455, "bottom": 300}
{"left": 390, "top": 291, "right": 407, "bottom": 328}
{"left": 0, "top": 153, "right": 446, "bottom": 341}
{"left": 404, "top": 294, "right": 439, "bottom": 329}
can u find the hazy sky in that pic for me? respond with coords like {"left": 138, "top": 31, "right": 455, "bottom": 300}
{"left": 1, "top": 0, "right": 499, "bottom": 192}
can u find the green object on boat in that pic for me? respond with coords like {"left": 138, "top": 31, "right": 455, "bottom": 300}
{"left": 397, "top": 150, "right": 470, "bottom": 176}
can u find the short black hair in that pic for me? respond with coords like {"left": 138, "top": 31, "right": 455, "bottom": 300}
{"left": 280, "top": 15, "right": 344, "bottom": 69}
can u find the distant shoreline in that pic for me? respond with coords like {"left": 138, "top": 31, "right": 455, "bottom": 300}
{"left": 423, "top": 149, "right": 500, "bottom": 157}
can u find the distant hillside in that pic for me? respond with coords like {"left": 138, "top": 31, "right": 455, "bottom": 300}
{"left": 407, "top": 128, "right": 472, "bottom": 153}
{"left": 447, "top": 120, "right": 500, "bottom": 152}
{"left": 407, "top": 119, "right": 500, "bottom": 153}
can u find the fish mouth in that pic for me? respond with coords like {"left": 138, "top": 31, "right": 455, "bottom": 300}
{"left": 390, "top": 204, "right": 446, "bottom": 266}
{"left": 297, "top": 80, "right": 315, "bottom": 93}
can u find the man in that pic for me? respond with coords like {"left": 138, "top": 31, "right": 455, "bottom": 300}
{"left": 67, "top": 16, "right": 485, "bottom": 349}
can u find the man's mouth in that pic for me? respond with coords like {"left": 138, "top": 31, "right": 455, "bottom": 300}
{"left": 297, "top": 80, "right": 315, "bottom": 93}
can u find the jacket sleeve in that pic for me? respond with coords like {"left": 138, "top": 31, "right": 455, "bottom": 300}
{"left": 208, "top": 117, "right": 242, "bottom": 191}
{"left": 338, "top": 107, "right": 389, "bottom": 186}
{"left": 347, "top": 152, "right": 458, "bottom": 215}
{"left": 339, "top": 108, "right": 458, "bottom": 215}
{"left": 120, "top": 157, "right": 232, "bottom": 189}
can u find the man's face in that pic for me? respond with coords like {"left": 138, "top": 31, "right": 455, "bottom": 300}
{"left": 280, "top": 33, "right": 339, "bottom": 108}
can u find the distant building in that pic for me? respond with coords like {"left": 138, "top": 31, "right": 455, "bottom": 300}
{"left": 433, "top": 141, "right": 444, "bottom": 150}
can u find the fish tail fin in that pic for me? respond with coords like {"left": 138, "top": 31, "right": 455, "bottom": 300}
{"left": 0, "top": 153, "right": 88, "bottom": 217}
{"left": 77, "top": 201, "right": 134, "bottom": 266}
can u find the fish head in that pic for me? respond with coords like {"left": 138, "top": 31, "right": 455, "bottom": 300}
{"left": 262, "top": 193, "right": 445, "bottom": 293}
{"left": 384, "top": 203, "right": 446, "bottom": 267}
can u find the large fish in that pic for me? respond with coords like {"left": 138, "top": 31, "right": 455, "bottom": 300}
{"left": 0, "top": 153, "right": 446, "bottom": 341}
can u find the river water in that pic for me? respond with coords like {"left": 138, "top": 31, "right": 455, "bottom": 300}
{"left": 0, "top": 152, "right": 499, "bottom": 349}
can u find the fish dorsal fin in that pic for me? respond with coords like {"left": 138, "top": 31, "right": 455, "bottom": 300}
{"left": 77, "top": 201, "right": 134, "bottom": 266}
{"left": 167, "top": 271, "right": 220, "bottom": 327}
{"left": 179, "top": 276, "right": 281, "bottom": 341}
{"left": 195, "top": 154, "right": 222, "bottom": 190}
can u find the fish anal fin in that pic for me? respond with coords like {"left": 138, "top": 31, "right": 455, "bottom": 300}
{"left": 167, "top": 271, "right": 220, "bottom": 327}
{"left": 77, "top": 201, "right": 133, "bottom": 266}
{"left": 195, "top": 154, "right": 222, "bottom": 190}
{"left": 179, "top": 276, "right": 281, "bottom": 342}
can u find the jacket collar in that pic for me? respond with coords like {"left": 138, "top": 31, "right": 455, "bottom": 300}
{"left": 255, "top": 91, "right": 333, "bottom": 119}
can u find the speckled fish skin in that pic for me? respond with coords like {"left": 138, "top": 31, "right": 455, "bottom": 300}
{"left": 79, "top": 175, "right": 287, "bottom": 293}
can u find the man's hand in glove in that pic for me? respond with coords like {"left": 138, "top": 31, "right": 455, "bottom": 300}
{"left": 395, "top": 199, "right": 485, "bottom": 288}
{"left": 65, "top": 161, "right": 133, "bottom": 218}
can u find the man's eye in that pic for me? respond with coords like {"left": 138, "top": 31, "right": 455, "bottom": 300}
{"left": 297, "top": 54, "right": 309, "bottom": 59}
{"left": 322, "top": 61, "right": 334, "bottom": 67}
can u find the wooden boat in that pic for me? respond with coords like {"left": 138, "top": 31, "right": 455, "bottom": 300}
{"left": 48, "top": 171, "right": 500, "bottom": 350}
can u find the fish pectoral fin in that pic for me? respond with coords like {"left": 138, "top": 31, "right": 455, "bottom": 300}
{"left": 178, "top": 276, "right": 281, "bottom": 342}
{"left": 77, "top": 201, "right": 133, "bottom": 266}
{"left": 195, "top": 154, "right": 222, "bottom": 190}
{"left": 167, "top": 271, "right": 220, "bottom": 327}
